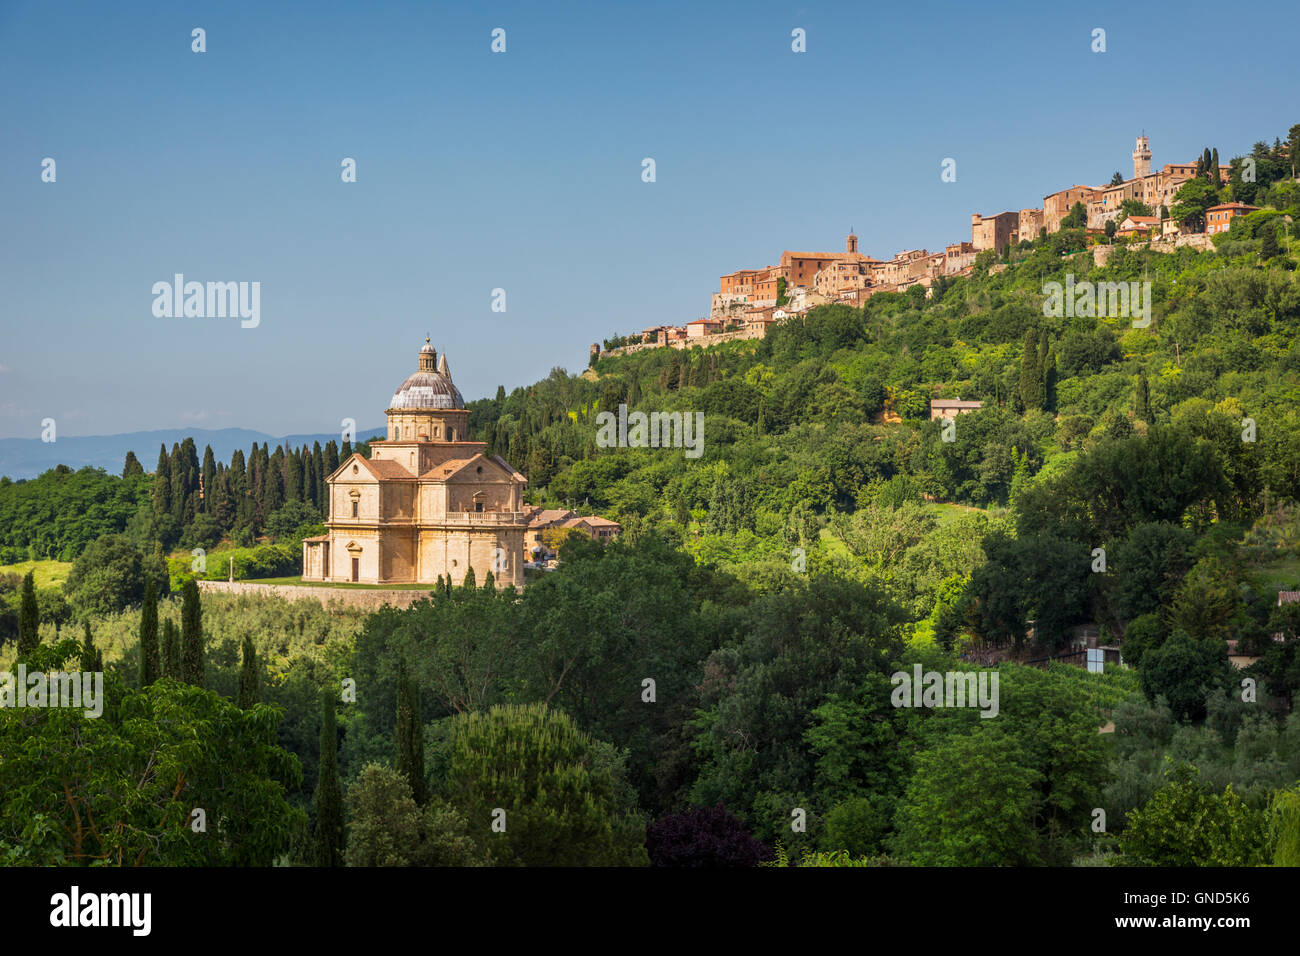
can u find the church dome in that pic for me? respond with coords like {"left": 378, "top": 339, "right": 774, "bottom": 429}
{"left": 388, "top": 339, "right": 465, "bottom": 410}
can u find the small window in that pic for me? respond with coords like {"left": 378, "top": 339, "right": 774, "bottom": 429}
{"left": 394, "top": 426, "right": 400, "bottom": 440}
{"left": 352, "top": 501, "right": 358, "bottom": 518}
{"left": 475, "top": 502, "right": 483, "bottom": 512}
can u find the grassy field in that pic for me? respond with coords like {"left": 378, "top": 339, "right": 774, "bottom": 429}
{"left": 1251, "top": 555, "right": 1300, "bottom": 593}
{"left": 0, "top": 559, "right": 74, "bottom": 587}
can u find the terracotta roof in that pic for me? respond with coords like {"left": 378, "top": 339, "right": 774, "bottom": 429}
{"left": 422, "top": 457, "right": 474, "bottom": 480}
{"left": 356, "top": 457, "right": 412, "bottom": 479}
{"left": 302, "top": 535, "right": 329, "bottom": 542}
{"left": 528, "top": 509, "right": 576, "bottom": 528}
{"left": 1279, "top": 591, "right": 1300, "bottom": 605}
{"left": 564, "top": 515, "right": 620, "bottom": 528}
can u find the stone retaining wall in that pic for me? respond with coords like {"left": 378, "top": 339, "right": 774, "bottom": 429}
{"left": 197, "top": 579, "right": 435, "bottom": 610}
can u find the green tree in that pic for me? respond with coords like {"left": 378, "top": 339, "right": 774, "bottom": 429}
{"left": 394, "top": 657, "right": 426, "bottom": 805}
{"left": 1134, "top": 370, "right": 1151, "bottom": 422}
{"left": 1061, "top": 201, "right": 1087, "bottom": 229}
{"left": 160, "top": 618, "right": 180, "bottom": 680}
{"left": 0, "top": 640, "right": 304, "bottom": 866}
{"left": 153, "top": 444, "right": 172, "bottom": 518}
{"left": 345, "top": 764, "right": 487, "bottom": 867}
{"left": 1170, "top": 177, "right": 1219, "bottom": 233}
{"left": 121, "top": 451, "right": 144, "bottom": 478}
{"left": 1138, "top": 630, "right": 1228, "bottom": 722}
{"left": 138, "top": 578, "right": 159, "bottom": 688}
{"left": 238, "top": 635, "right": 260, "bottom": 708}
{"left": 79, "top": 619, "right": 98, "bottom": 673}
{"left": 1122, "top": 764, "right": 1266, "bottom": 866}
{"left": 1259, "top": 224, "right": 1280, "bottom": 260}
{"left": 63, "top": 534, "right": 153, "bottom": 618}
{"left": 440, "top": 702, "right": 649, "bottom": 866}
{"left": 314, "top": 690, "right": 345, "bottom": 867}
{"left": 1019, "top": 329, "right": 1045, "bottom": 411}
{"left": 893, "top": 727, "right": 1044, "bottom": 866}
{"left": 180, "top": 579, "right": 205, "bottom": 687}
{"left": 16, "top": 571, "right": 38, "bottom": 655}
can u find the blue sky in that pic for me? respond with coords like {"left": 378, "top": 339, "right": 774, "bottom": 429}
{"left": 2, "top": 0, "right": 1297, "bottom": 439}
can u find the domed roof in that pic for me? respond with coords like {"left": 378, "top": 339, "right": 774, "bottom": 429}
{"left": 388, "top": 339, "right": 465, "bottom": 410}
{"left": 388, "top": 370, "right": 465, "bottom": 410}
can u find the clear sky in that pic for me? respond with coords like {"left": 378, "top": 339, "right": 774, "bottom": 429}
{"left": 2, "top": 0, "right": 1296, "bottom": 439}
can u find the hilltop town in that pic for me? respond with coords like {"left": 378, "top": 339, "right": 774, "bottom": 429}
{"left": 592, "top": 135, "right": 1260, "bottom": 361}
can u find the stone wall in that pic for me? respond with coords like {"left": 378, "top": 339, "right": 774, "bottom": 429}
{"left": 596, "top": 325, "right": 767, "bottom": 361}
{"left": 1092, "top": 232, "right": 1216, "bottom": 266}
{"left": 197, "top": 579, "right": 435, "bottom": 610}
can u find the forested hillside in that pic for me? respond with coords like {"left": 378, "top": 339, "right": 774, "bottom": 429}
{"left": 3, "top": 135, "right": 1300, "bottom": 867}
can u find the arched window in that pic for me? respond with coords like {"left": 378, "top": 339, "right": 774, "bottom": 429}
{"left": 394, "top": 426, "right": 400, "bottom": 440}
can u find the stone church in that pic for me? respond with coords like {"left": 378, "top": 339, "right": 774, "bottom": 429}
{"left": 302, "top": 339, "right": 528, "bottom": 588}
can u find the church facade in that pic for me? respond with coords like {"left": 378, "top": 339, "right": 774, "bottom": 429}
{"left": 302, "top": 339, "right": 528, "bottom": 588}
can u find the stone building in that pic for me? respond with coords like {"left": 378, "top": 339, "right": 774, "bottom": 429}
{"left": 1018, "top": 208, "right": 1044, "bottom": 242}
{"left": 971, "top": 211, "right": 1019, "bottom": 253}
{"left": 930, "top": 398, "right": 983, "bottom": 420}
{"left": 1044, "top": 185, "right": 1099, "bottom": 233}
{"left": 302, "top": 339, "right": 528, "bottom": 588}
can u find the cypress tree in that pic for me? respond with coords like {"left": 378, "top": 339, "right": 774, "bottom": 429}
{"left": 180, "top": 579, "right": 205, "bottom": 686}
{"left": 17, "top": 571, "right": 39, "bottom": 655}
{"left": 80, "top": 619, "right": 97, "bottom": 673}
{"left": 313, "top": 690, "right": 345, "bottom": 867}
{"left": 1135, "top": 370, "right": 1151, "bottom": 421}
{"left": 1018, "top": 329, "right": 1045, "bottom": 411}
{"left": 1038, "top": 330, "right": 1054, "bottom": 411}
{"left": 394, "top": 658, "right": 427, "bottom": 805}
{"left": 201, "top": 445, "right": 217, "bottom": 513}
{"left": 160, "top": 618, "right": 180, "bottom": 678}
{"left": 138, "top": 578, "right": 159, "bottom": 687}
{"left": 238, "top": 635, "right": 259, "bottom": 708}
{"left": 1211, "top": 147, "right": 1221, "bottom": 184}
{"left": 122, "top": 450, "right": 144, "bottom": 479}
{"left": 1260, "top": 226, "right": 1280, "bottom": 260}
{"left": 284, "top": 448, "right": 303, "bottom": 503}
{"left": 153, "top": 444, "right": 172, "bottom": 517}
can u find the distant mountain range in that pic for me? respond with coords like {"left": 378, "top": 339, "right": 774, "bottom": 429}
{"left": 0, "top": 426, "right": 386, "bottom": 481}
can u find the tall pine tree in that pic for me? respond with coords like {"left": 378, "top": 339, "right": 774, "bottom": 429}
{"left": 153, "top": 444, "right": 172, "bottom": 517}
{"left": 1018, "top": 329, "right": 1045, "bottom": 411}
{"left": 161, "top": 618, "right": 180, "bottom": 679}
{"left": 314, "top": 690, "right": 345, "bottom": 867}
{"left": 180, "top": 579, "right": 205, "bottom": 686}
{"left": 138, "top": 578, "right": 159, "bottom": 687}
{"left": 238, "top": 635, "right": 260, "bottom": 708}
{"left": 17, "top": 571, "right": 39, "bottom": 655}
{"left": 80, "top": 620, "right": 96, "bottom": 673}
{"left": 395, "top": 658, "right": 427, "bottom": 805}
{"left": 1134, "top": 370, "right": 1151, "bottom": 422}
